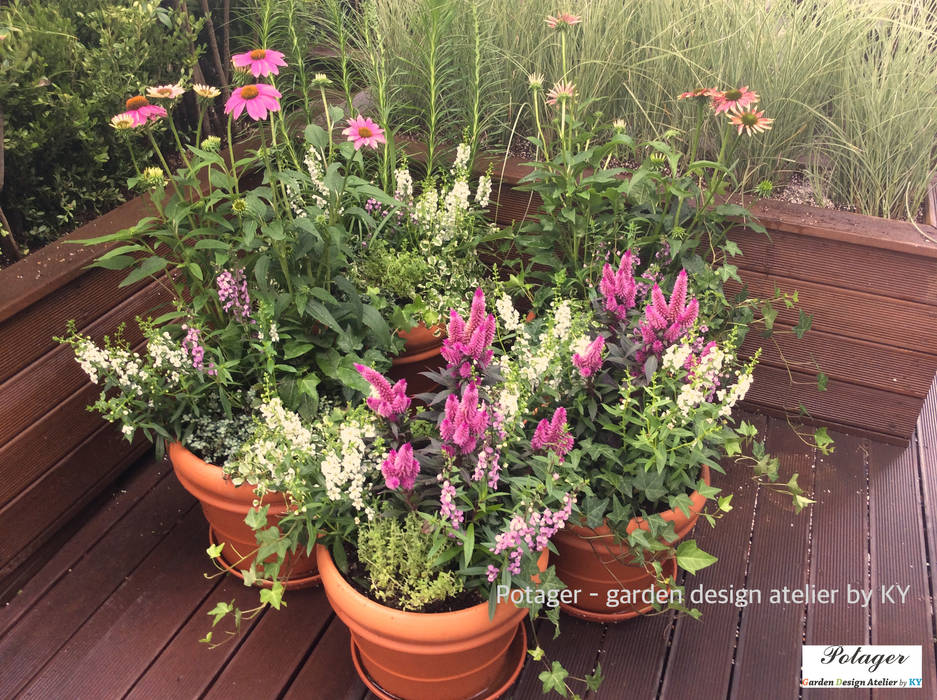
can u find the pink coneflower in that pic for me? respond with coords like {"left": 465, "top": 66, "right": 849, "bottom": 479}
{"left": 545, "top": 12, "right": 582, "bottom": 28}
{"left": 341, "top": 115, "right": 386, "bottom": 150}
{"left": 727, "top": 107, "right": 774, "bottom": 136}
{"left": 224, "top": 84, "right": 281, "bottom": 120}
{"left": 711, "top": 86, "right": 759, "bottom": 114}
{"left": 678, "top": 87, "right": 717, "bottom": 101}
{"left": 146, "top": 84, "right": 185, "bottom": 100}
{"left": 120, "top": 96, "right": 167, "bottom": 127}
{"left": 231, "top": 48, "right": 287, "bottom": 78}
{"left": 546, "top": 80, "right": 576, "bottom": 106}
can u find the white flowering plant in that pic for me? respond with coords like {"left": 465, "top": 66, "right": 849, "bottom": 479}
{"left": 351, "top": 142, "right": 493, "bottom": 328}
{"left": 494, "top": 252, "right": 812, "bottom": 590}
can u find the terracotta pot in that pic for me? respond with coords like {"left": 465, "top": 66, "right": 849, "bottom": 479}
{"left": 389, "top": 322, "right": 446, "bottom": 398}
{"left": 318, "top": 544, "right": 547, "bottom": 700}
{"left": 168, "top": 443, "right": 319, "bottom": 589}
{"left": 554, "top": 465, "right": 711, "bottom": 622}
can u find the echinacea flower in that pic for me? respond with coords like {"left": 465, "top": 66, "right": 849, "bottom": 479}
{"left": 231, "top": 48, "right": 287, "bottom": 78}
{"left": 341, "top": 115, "right": 386, "bottom": 150}
{"left": 545, "top": 12, "right": 582, "bottom": 29}
{"left": 110, "top": 113, "right": 135, "bottom": 130}
{"left": 528, "top": 72, "right": 545, "bottom": 91}
{"left": 546, "top": 80, "right": 576, "bottom": 106}
{"left": 224, "top": 83, "right": 281, "bottom": 121}
{"left": 678, "top": 87, "right": 717, "bottom": 101}
{"left": 192, "top": 84, "right": 221, "bottom": 99}
{"left": 146, "top": 84, "right": 185, "bottom": 100}
{"left": 310, "top": 73, "right": 332, "bottom": 87}
{"left": 711, "top": 86, "right": 759, "bottom": 114}
{"left": 121, "top": 96, "right": 167, "bottom": 127}
{"left": 727, "top": 107, "right": 774, "bottom": 136}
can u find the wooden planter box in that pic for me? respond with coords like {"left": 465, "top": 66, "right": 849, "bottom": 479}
{"left": 0, "top": 194, "right": 174, "bottom": 593}
{"left": 477, "top": 154, "right": 937, "bottom": 445}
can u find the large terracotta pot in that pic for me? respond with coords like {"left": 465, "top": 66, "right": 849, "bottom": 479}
{"left": 168, "top": 443, "right": 319, "bottom": 589}
{"left": 318, "top": 544, "right": 547, "bottom": 700}
{"left": 554, "top": 465, "right": 711, "bottom": 622}
{"left": 389, "top": 322, "right": 446, "bottom": 398}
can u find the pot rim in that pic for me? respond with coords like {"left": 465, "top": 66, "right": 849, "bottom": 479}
{"left": 316, "top": 544, "right": 544, "bottom": 650}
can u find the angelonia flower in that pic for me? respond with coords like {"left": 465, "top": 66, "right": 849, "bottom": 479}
{"left": 491, "top": 495, "right": 574, "bottom": 574}
{"left": 545, "top": 12, "right": 582, "bottom": 29}
{"left": 342, "top": 115, "right": 386, "bottom": 150}
{"left": 231, "top": 48, "right": 287, "bottom": 78}
{"left": 146, "top": 84, "right": 184, "bottom": 100}
{"left": 486, "top": 564, "right": 500, "bottom": 583}
{"left": 119, "top": 96, "right": 167, "bottom": 127}
{"left": 216, "top": 268, "right": 252, "bottom": 321}
{"left": 572, "top": 334, "right": 605, "bottom": 378}
{"left": 727, "top": 107, "right": 774, "bottom": 136}
{"left": 224, "top": 84, "right": 281, "bottom": 121}
{"left": 180, "top": 324, "right": 215, "bottom": 375}
{"left": 546, "top": 80, "right": 576, "bottom": 106}
{"left": 475, "top": 175, "right": 491, "bottom": 209}
{"left": 441, "top": 288, "right": 496, "bottom": 374}
{"left": 531, "top": 406, "right": 574, "bottom": 461}
{"left": 394, "top": 167, "right": 414, "bottom": 202}
{"left": 354, "top": 364, "right": 411, "bottom": 421}
{"left": 440, "top": 382, "right": 489, "bottom": 455}
{"left": 439, "top": 479, "right": 464, "bottom": 530}
{"left": 711, "top": 86, "right": 759, "bottom": 114}
{"left": 600, "top": 251, "right": 638, "bottom": 320}
{"left": 636, "top": 269, "right": 699, "bottom": 365}
{"left": 380, "top": 443, "right": 420, "bottom": 491}
{"left": 473, "top": 446, "right": 502, "bottom": 489}
{"left": 193, "top": 84, "right": 221, "bottom": 99}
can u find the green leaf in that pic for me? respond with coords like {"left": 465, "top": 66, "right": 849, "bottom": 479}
{"left": 283, "top": 342, "right": 315, "bottom": 360}
{"left": 463, "top": 523, "right": 474, "bottom": 567}
{"left": 206, "top": 542, "right": 225, "bottom": 559}
{"left": 539, "top": 661, "right": 569, "bottom": 697}
{"left": 794, "top": 309, "right": 813, "bottom": 339}
{"left": 585, "top": 662, "right": 604, "bottom": 692}
{"left": 675, "top": 540, "right": 717, "bottom": 575}
{"left": 118, "top": 256, "right": 169, "bottom": 287}
{"left": 817, "top": 372, "right": 829, "bottom": 392}
{"left": 259, "top": 582, "right": 285, "bottom": 610}
{"left": 207, "top": 601, "right": 233, "bottom": 626}
{"left": 813, "top": 426, "right": 834, "bottom": 455}
{"left": 244, "top": 506, "right": 269, "bottom": 531}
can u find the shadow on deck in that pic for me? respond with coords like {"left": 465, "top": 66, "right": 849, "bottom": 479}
{"left": 3, "top": 383, "right": 937, "bottom": 699}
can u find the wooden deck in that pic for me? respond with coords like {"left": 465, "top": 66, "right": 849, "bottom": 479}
{"left": 3, "top": 384, "right": 937, "bottom": 699}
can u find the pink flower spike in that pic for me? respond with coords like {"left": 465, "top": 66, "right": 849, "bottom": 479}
{"left": 355, "top": 363, "right": 410, "bottom": 420}
{"left": 381, "top": 443, "right": 420, "bottom": 491}
{"left": 122, "top": 96, "right": 167, "bottom": 127}
{"left": 572, "top": 335, "right": 605, "bottom": 378}
{"left": 224, "top": 84, "right": 282, "bottom": 121}
{"left": 341, "top": 115, "right": 386, "bottom": 150}
{"left": 231, "top": 48, "right": 287, "bottom": 78}
{"left": 531, "top": 407, "right": 574, "bottom": 461}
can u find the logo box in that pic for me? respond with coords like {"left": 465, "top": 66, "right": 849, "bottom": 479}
{"left": 802, "top": 645, "right": 922, "bottom": 689}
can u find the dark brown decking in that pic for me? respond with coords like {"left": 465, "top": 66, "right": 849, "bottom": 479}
{"left": 3, "top": 386, "right": 937, "bottom": 699}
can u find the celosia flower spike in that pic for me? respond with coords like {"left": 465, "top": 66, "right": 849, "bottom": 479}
{"left": 600, "top": 251, "right": 638, "bottom": 320}
{"left": 572, "top": 335, "right": 605, "bottom": 378}
{"left": 354, "top": 364, "right": 411, "bottom": 421}
{"left": 636, "top": 269, "right": 699, "bottom": 364}
{"left": 439, "top": 382, "right": 489, "bottom": 455}
{"left": 441, "top": 288, "right": 496, "bottom": 373}
{"left": 381, "top": 443, "right": 420, "bottom": 491}
{"left": 531, "top": 407, "right": 575, "bottom": 461}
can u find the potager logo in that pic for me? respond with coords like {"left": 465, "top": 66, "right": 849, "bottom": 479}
{"left": 802, "top": 645, "right": 922, "bottom": 689}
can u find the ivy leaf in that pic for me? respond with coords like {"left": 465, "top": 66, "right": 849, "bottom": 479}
{"left": 259, "top": 582, "right": 285, "bottom": 610}
{"left": 724, "top": 240, "right": 742, "bottom": 257}
{"left": 241, "top": 567, "right": 257, "bottom": 587}
{"left": 813, "top": 426, "right": 834, "bottom": 454}
{"left": 675, "top": 540, "right": 717, "bottom": 575}
{"left": 761, "top": 303, "right": 778, "bottom": 332}
{"left": 528, "top": 646, "right": 545, "bottom": 661}
{"left": 817, "top": 372, "right": 829, "bottom": 392}
{"left": 206, "top": 542, "right": 225, "bottom": 559}
{"left": 539, "top": 661, "right": 569, "bottom": 697}
{"left": 244, "top": 506, "right": 269, "bottom": 531}
{"left": 794, "top": 309, "right": 813, "bottom": 338}
{"left": 207, "top": 601, "right": 233, "bottom": 626}
{"left": 585, "top": 662, "right": 604, "bottom": 692}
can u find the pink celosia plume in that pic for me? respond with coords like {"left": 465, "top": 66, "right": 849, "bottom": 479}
{"left": 354, "top": 364, "right": 410, "bottom": 420}
{"left": 531, "top": 407, "right": 575, "bottom": 461}
{"left": 636, "top": 269, "right": 699, "bottom": 364}
{"left": 441, "top": 288, "right": 496, "bottom": 374}
{"left": 380, "top": 443, "right": 420, "bottom": 491}
{"left": 572, "top": 335, "right": 605, "bottom": 378}
{"left": 440, "top": 382, "right": 489, "bottom": 454}
{"left": 600, "top": 251, "right": 638, "bottom": 320}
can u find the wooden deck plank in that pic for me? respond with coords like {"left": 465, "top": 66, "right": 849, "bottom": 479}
{"left": 593, "top": 612, "right": 674, "bottom": 699}
{"left": 512, "top": 615, "right": 605, "bottom": 699}
{"left": 17, "top": 506, "right": 212, "bottom": 699}
{"left": 0, "top": 472, "right": 194, "bottom": 697}
{"left": 0, "top": 453, "right": 165, "bottom": 622}
{"left": 916, "top": 377, "right": 937, "bottom": 689}
{"left": 283, "top": 617, "right": 368, "bottom": 700}
{"left": 803, "top": 431, "right": 871, "bottom": 700}
{"left": 868, "top": 438, "right": 937, "bottom": 698}
{"left": 125, "top": 575, "right": 268, "bottom": 700}
{"left": 660, "top": 415, "right": 765, "bottom": 699}
{"left": 203, "top": 587, "right": 334, "bottom": 700}
{"left": 730, "top": 417, "right": 816, "bottom": 699}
